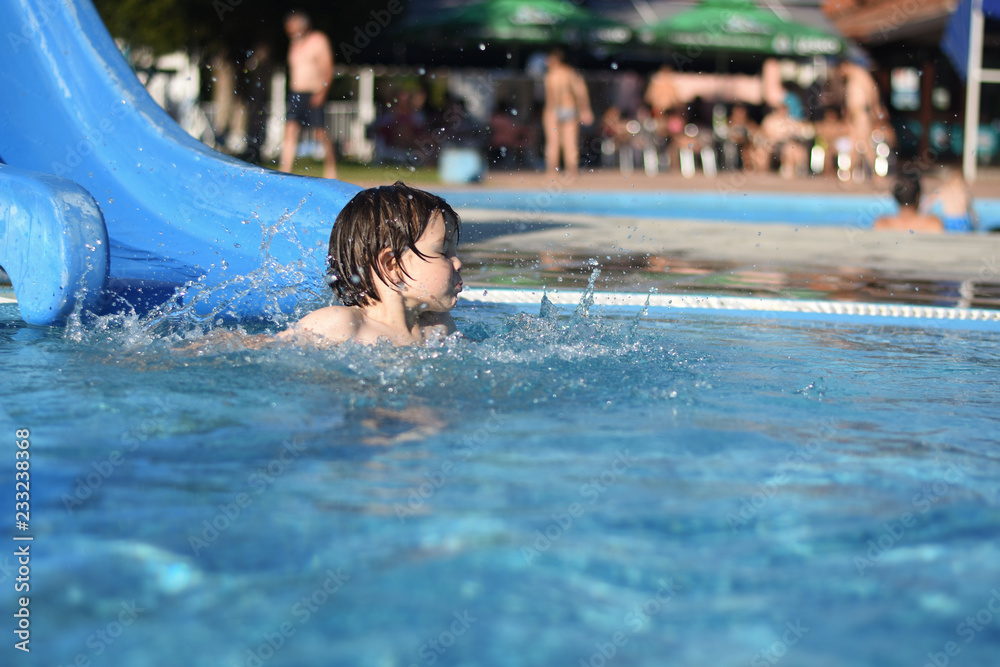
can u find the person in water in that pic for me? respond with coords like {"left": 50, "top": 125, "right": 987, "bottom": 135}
{"left": 280, "top": 182, "right": 463, "bottom": 345}
{"left": 873, "top": 173, "right": 944, "bottom": 233}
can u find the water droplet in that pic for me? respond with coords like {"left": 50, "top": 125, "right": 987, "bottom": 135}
{"left": 611, "top": 62, "right": 618, "bottom": 70}
{"left": 479, "top": 43, "right": 486, "bottom": 50}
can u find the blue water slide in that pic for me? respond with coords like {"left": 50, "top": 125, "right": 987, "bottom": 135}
{"left": 0, "top": 163, "right": 108, "bottom": 324}
{"left": 0, "top": 0, "right": 360, "bottom": 325}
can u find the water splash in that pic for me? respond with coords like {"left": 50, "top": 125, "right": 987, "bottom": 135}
{"left": 55, "top": 245, "right": 702, "bottom": 414}
{"left": 538, "top": 290, "right": 559, "bottom": 321}
{"left": 570, "top": 267, "right": 601, "bottom": 323}
{"left": 625, "top": 291, "right": 652, "bottom": 342}
{"left": 64, "top": 206, "right": 330, "bottom": 349}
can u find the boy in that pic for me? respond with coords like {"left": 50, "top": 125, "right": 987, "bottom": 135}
{"left": 281, "top": 182, "right": 463, "bottom": 345}
{"left": 873, "top": 174, "right": 944, "bottom": 233}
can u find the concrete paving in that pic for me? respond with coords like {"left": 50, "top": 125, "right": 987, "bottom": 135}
{"left": 458, "top": 208, "right": 1000, "bottom": 283}
{"left": 444, "top": 168, "right": 1000, "bottom": 285}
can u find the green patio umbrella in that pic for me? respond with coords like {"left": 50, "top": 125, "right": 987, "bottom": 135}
{"left": 642, "top": 0, "right": 844, "bottom": 57}
{"left": 406, "top": 0, "right": 631, "bottom": 47}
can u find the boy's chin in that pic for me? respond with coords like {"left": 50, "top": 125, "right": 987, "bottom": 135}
{"left": 417, "top": 302, "right": 455, "bottom": 315}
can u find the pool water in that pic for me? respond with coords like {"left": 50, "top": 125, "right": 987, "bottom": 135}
{"left": 2, "top": 292, "right": 1000, "bottom": 667}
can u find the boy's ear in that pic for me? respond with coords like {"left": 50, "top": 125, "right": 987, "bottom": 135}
{"left": 375, "top": 247, "right": 403, "bottom": 287}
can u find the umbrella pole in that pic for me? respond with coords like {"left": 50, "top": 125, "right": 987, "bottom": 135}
{"left": 959, "top": 1, "right": 1000, "bottom": 182}
{"left": 962, "top": 2, "right": 983, "bottom": 182}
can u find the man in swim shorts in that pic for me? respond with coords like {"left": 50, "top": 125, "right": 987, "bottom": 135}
{"left": 279, "top": 10, "right": 337, "bottom": 179}
{"left": 542, "top": 49, "right": 593, "bottom": 176}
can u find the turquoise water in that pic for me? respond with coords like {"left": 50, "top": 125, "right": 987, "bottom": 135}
{"left": 2, "top": 295, "right": 1000, "bottom": 667}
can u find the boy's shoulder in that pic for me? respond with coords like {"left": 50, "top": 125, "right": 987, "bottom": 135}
{"left": 279, "top": 305, "right": 363, "bottom": 344}
{"left": 873, "top": 213, "right": 944, "bottom": 233}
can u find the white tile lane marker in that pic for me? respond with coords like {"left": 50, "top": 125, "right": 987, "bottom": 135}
{"left": 459, "top": 288, "right": 1000, "bottom": 323}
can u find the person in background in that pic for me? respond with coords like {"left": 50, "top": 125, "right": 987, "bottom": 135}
{"left": 921, "top": 170, "right": 976, "bottom": 232}
{"left": 614, "top": 70, "right": 644, "bottom": 118}
{"left": 489, "top": 101, "right": 537, "bottom": 169}
{"left": 721, "top": 104, "right": 757, "bottom": 171}
{"left": 840, "top": 60, "right": 886, "bottom": 180}
{"left": 751, "top": 102, "right": 813, "bottom": 178}
{"left": 237, "top": 42, "right": 273, "bottom": 164}
{"left": 600, "top": 106, "right": 628, "bottom": 166}
{"left": 279, "top": 10, "right": 337, "bottom": 179}
{"left": 812, "top": 106, "right": 851, "bottom": 176}
{"left": 873, "top": 173, "right": 944, "bottom": 233}
{"left": 374, "top": 89, "right": 430, "bottom": 165}
{"left": 784, "top": 87, "right": 806, "bottom": 122}
{"left": 542, "top": 49, "right": 593, "bottom": 176}
{"left": 645, "top": 64, "right": 680, "bottom": 118}
{"left": 208, "top": 48, "right": 240, "bottom": 150}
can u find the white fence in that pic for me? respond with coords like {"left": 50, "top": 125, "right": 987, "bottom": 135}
{"left": 143, "top": 51, "right": 375, "bottom": 163}
{"left": 327, "top": 101, "right": 373, "bottom": 162}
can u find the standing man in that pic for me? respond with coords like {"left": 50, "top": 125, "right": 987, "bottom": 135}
{"left": 644, "top": 64, "right": 679, "bottom": 118}
{"left": 839, "top": 60, "right": 886, "bottom": 180}
{"left": 543, "top": 49, "right": 593, "bottom": 176}
{"left": 280, "top": 10, "right": 337, "bottom": 179}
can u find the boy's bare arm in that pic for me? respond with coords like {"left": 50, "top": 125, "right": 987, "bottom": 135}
{"left": 312, "top": 33, "right": 334, "bottom": 107}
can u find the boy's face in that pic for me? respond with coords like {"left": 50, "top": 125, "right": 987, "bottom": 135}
{"left": 285, "top": 16, "right": 308, "bottom": 40}
{"left": 398, "top": 211, "right": 463, "bottom": 313}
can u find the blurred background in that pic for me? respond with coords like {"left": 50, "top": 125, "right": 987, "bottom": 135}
{"left": 92, "top": 0, "right": 1000, "bottom": 183}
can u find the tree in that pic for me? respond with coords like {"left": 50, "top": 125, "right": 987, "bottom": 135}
{"left": 94, "top": 0, "right": 408, "bottom": 62}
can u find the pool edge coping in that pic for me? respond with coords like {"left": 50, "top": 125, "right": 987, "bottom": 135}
{"left": 460, "top": 288, "right": 1000, "bottom": 328}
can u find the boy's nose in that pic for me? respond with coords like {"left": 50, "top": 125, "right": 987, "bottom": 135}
{"left": 452, "top": 255, "right": 463, "bottom": 271}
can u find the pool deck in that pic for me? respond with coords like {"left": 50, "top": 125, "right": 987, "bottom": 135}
{"left": 423, "top": 169, "right": 1000, "bottom": 293}
{"left": 465, "top": 167, "right": 1000, "bottom": 198}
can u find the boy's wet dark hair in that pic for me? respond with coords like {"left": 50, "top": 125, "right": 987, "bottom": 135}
{"left": 892, "top": 173, "right": 922, "bottom": 208}
{"left": 327, "top": 182, "right": 460, "bottom": 307}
